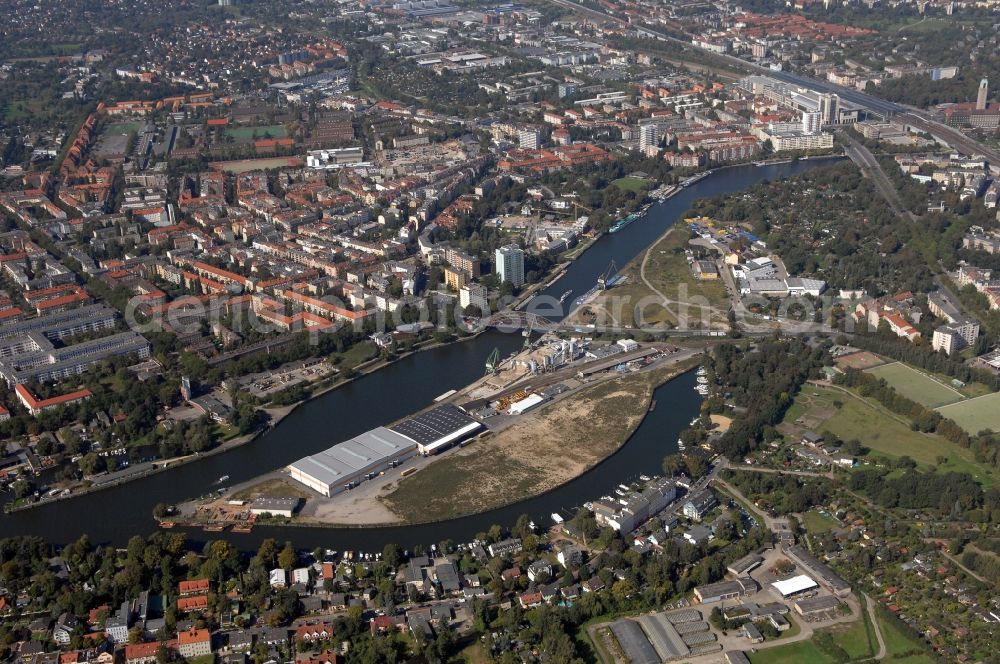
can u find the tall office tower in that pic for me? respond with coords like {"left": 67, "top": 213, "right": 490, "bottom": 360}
{"left": 495, "top": 245, "right": 525, "bottom": 287}
{"left": 977, "top": 78, "right": 989, "bottom": 111}
{"left": 802, "top": 111, "right": 822, "bottom": 135}
{"left": 819, "top": 93, "right": 839, "bottom": 125}
{"left": 518, "top": 127, "right": 541, "bottom": 150}
{"left": 638, "top": 123, "right": 659, "bottom": 149}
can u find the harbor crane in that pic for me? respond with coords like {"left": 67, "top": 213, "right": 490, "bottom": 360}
{"left": 485, "top": 347, "right": 501, "bottom": 375}
{"left": 597, "top": 259, "right": 618, "bottom": 290}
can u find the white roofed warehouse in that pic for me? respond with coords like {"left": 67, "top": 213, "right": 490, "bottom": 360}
{"left": 286, "top": 404, "right": 484, "bottom": 496}
{"left": 287, "top": 426, "right": 417, "bottom": 497}
{"left": 771, "top": 574, "right": 818, "bottom": 599}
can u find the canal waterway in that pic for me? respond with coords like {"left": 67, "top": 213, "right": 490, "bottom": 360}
{"left": 0, "top": 158, "right": 836, "bottom": 549}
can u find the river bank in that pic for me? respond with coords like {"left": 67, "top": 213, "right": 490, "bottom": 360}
{"left": 0, "top": 159, "right": 833, "bottom": 549}
{"left": 3, "top": 159, "right": 749, "bottom": 515}
{"left": 4, "top": 331, "right": 497, "bottom": 514}
{"left": 377, "top": 356, "right": 700, "bottom": 524}
{"left": 177, "top": 351, "right": 701, "bottom": 532}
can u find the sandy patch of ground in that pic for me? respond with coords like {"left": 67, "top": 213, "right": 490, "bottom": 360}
{"left": 380, "top": 360, "right": 698, "bottom": 523}
{"left": 709, "top": 414, "right": 732, "bottom": 433}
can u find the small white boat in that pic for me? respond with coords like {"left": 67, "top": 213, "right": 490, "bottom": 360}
{"left": 551, "top": 513, "right": 565, "bottom": 524}
{"left": 216, "top": 475, "right": 229, "bottom": 484}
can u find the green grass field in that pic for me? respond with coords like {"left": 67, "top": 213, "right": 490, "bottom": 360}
{"left": 865, "top": 362, "right": 964, "bottom": 408}
{"left": 786, "top": 385, "right": 996, "bottom": 486}
{"left": 801, "top": 509, "right": 838, "bottom": 533}
{"left": 936, "top": 391, "right": 1000, "bottom": 435}
{"left": 876, "top": 609, "right": 935, "bottom": 663}
{"left": 611, "top": 176, "right": 649, "bottom": 192}
{"left": 750, "top": 614, "right": 874, "bottom": 664}
{"left": 105, "top": 121, "right": 142, "bottom": 136}
{"left": 339, "top": 340, "right": 378, "bottom": 368}
{"left": 225, "top": 124, "right": 287, "bottom": 140}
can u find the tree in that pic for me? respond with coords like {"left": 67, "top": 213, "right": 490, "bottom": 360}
{"left": 382, "top": 543, "right": 402, "bottom": 569}
{"left": 209, "top": 540, "right": 231, "bottom": 562}
{"left": 278, "top": 542, "right": 297, "bottom": 571}
{"left": 257, "top": 539, "right": 277, "bottom": 565}
{"left": 487, "top": 524, "right": 503, "bottom": 543}
{"left": 78, "top": 453, "right": 103, "bottom": 476}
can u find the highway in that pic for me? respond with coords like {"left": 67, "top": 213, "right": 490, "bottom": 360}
{"left": 544, "top": 0, "right": 1000, "bottom": 168}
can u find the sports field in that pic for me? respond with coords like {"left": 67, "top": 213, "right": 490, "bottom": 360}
{"left": 936, "top": 392, "right": 1000, "bottom": 435}
{"left": 833, "top": 350, "right": 884, "bottom": 371}
{"left": 105, "top": 121, "right": 142, "bottom": 135}
{"left": 225, "top": 124, "right": 287, "bottom": 140}
{"left": 611, "top": 176, "right": 649, "bottom": 192}
{"left": 865, "top": 362, "right": 964, "bottom": 408}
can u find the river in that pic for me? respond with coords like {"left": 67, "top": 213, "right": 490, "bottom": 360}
{"left": 0, "top": 158, "right": 835, "bottom": 550}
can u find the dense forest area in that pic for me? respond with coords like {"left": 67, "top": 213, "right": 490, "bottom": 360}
{"left": 847, "top": 468, "right": 994, "bottom": 518}
{"left": 707, "top": 338, "right": 825, "bottom": 459}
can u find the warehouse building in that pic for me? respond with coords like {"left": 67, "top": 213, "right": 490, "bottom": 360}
{"left": 784, "top": 545, "right": 852, "bottom": 597}
{"left": 727, "top": 552, "right": 764, "bottom": 576}
{"left": 249, "top": 497, "right": 301, "bottom": 518}
{"left": 694, "top": 577, "right": 759, "bottom": 604}
{"left": 287, "top": 427, "right": 418, "bottom": 497}
{"left": 794, "top": 595, "right": 842, "bottom": 616}
{"left": 771, "top": 574, "right": 818, "bottom": 599}
{"left": 391, "top": 403, "right": 482, "bottom": 455}
{"left": 287, "top": 404, "right": 484, "bottom": 496}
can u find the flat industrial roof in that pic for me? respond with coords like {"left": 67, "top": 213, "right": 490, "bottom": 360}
{"left": 772, "top": 574, "right": 818, "bottom": 597}
{"left": 288, "top": 426, "right": 416, "bottom": 487}
{"left": 391, "top": 403, "right": 481, "bottom": 446}
{"left": 795, "top": 595, "right": 841, "bottom": 613}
